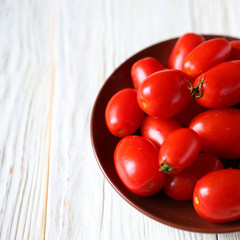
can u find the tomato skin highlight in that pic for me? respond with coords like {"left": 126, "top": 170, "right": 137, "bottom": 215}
{"left": 189, "top": 108, "right": 240, "bottom": 159}
{"left": 193, "top": 60, "right": 240, "bottom": 108}
{"left": 137, "top": 69, "right": 192, "bottom": 119}
{"left": 193, "top": 169, "right": 240, "bottom": 223}
{"left": 141, "top": 116, "right": 182, "bottom": 149}
{"left": 183, "top": 38, "right": 231, "bottom": 78}
{"left": 105, "top": 88, "right": 145, "bottom": 137}
{"left": 159, "top": 128, "right": 201, "bottom": 175}
{"left": 114, "top": 135, "right": 166, "bottom": 196}
{"left": 131, "top": 57, "right": 165, "bottom": 90}
{"left": 168, "top": 33, "right": 205, "bottom": 70}
{"left": 164, "top": 153, "right": 223, "bottom": 201}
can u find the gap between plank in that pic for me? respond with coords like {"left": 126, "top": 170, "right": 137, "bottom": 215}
{"left": 42, "top": 0, "right": 56, "bottom": 238}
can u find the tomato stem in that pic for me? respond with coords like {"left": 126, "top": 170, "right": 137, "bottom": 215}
{"left": 159, "top": 162, "right": 182, "bottom": 175}
{"left": 142, "top": 101, "right": 147, "bottom": 108}
{"left": 147, "top": 183, "right": 153, "bottom": 188}
{"left": 188, "top": 71, "right": 205, "bottom": 99}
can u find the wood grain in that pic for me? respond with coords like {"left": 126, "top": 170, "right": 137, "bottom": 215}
{"left": 0, "top": 0, "right": 239, "bottom": 239}
{"left": 0, "top": 0, "right": 52, "bottom": 239}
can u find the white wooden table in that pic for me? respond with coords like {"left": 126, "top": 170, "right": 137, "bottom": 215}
{"left": 0, "top": 0, "right": 239, "bottom": 239}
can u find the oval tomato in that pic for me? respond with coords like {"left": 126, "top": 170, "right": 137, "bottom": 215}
{"left": 105, "top": 88, "right": 145, "bottom": 137}
{"left": 164, "top": 153, "right": 223, "bottom": 201}
{"left": 193, "top": 168, "right": 240, "bottom": 223}
{"left": 141, "top": 116, "right": 182, "bottom": 149}
{"left": 159, "top": 128, "right": 201, "bottom": 175}
{"left": 183, "top": 38, "right": 231, "bottom": 78}
{"left": 168, "top": 33, "right": 205, "bottom": 70}
{"left": 131, "top": 57, "right": 165, "bottom": 89}
{"left": 189, "top": 108, "right": 240, "bottom": 159}
{"left": 227, "top": 40, "right": 240, "bottom": 60}
{"left": 114, "top": 135, "right": 166, "bottom": 196}
{"left": 191, "top": 61, "right": 240, "bottom": 108}
{"left": 137, "top": 69, "right": 192, "bottom": 119}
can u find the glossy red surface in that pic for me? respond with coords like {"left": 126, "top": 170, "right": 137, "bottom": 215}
{"left": 183, "top": 38, "right": 231, "bottom": 78}
{"left": 131, "top": 57, "right": 165, "bottom": 89}
{"left": 193, "top": 169, "right": 240, "bottom": 223}
{"left": 141, "top": 116, "right": 182, "bottom": 149}
{"left": 189, "top": 108, "right": 240, "bottom": 159}
{"left": 90, "top": 35, "right": 240, "bottom": 233}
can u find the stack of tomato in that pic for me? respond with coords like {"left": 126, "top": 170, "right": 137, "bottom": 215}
{"left": 105, "top": 33, "right": 240, "bottom": 224}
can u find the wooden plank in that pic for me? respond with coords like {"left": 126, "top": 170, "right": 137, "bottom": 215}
{"left": 0, "top": 0, "right": 53, "bottom": 239}
{"left": 218, "top": 233, "right": 240, "bottom": 240}
{"left": 45, "top": 0, "right": 109, "bottom": 239}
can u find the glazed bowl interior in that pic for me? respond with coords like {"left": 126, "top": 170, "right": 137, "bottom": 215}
{"left": 91, "top": 35, "right": 240, "bottom": 233}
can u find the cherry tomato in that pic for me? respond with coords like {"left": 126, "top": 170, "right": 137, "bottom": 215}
{"left": 105, "top": 88, "right": 145, "bottom": 137}
{"left": 164, "top": 153, "right": 223, "bottom": 201}
{"left": 175, "top": 99, "right": 207, "bottom": 127}
{"left": 227, "top": 41, "right": 240, "bottom": 60}
{"left": 168, "top": 33, "right": 205, "bottom": 70}
{"left": 114, "top": 135, "right": 166, "bottom": 196}
{"left": 141, "top": 116, "right": 182, "bottom": 149}
{"left": 190, "top": 61, "right": 240, "bottom": 108}
{"left": 193, "top": 168, "right": 240, "bottom": 223}
{"left": 183, "top": 38, "right": 231, "bottom": 78}
{"left": 189, "top": 108, "right": 240, "bottom": 159}
{"left": 137, "top": 69, "right": 192, "bottom": 119}
{"left": 159, "top": 128, "right": 201, "bottom": 175}
{"left": 131, "top": 57, "right": 165, "bottom": 89}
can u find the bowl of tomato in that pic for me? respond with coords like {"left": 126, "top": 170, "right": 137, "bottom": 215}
{"left": 91, "top": 34, "right": 240, "bottom": 233}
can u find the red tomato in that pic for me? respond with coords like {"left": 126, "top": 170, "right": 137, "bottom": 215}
{"left": 164, "top": 153, "right": 223, "bottom": 201}
{"left": 189, "top": 108, "right": 240, "bottom": 159}
{"left": 141, "top": 116, "right": 182, "bottom": 149}
{"left": 183, "top": 38, "right": 231, "bottom": 78}
{"left": 193, "top": 169, "right": 240, "bottom": 223}
{"left": 114, "top": 135, "right": 166, "bottom": 196}
{"left": 105, "top": 88, "right": 145, "bottom": 137}
{"left": 227, "top": 41, "right": 240, "bottom": 60}
{"left": 175, "top": 99, "right": 207, "bottom": 127}
{"left": 131, "top": 57, "right": 165, "bottom": 89}
{"left": 159, "top": 128, "right": 201, "bottom": 175}
{"left": 190, "top": 61, "right": 240, "bottom": 108}
{"left": 137, "top": 69, "right": 192, "bottom": 119}
{"left": 168, "top": 33, "right": 205, "bottom": 70}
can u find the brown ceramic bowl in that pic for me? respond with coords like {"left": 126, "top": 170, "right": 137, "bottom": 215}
{"left": 90, "top": 35, "right": 240, "bottom": 233}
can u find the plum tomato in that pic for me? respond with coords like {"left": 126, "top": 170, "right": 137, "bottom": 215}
{"left": 137, "top": 69, "right": 192, "bottom": 119}
{"left": 164, "top": 153, "right": 223, "bottom": 201}
{"left": 114, "top": 135, "right": 166, "bottom": 196}
{"left": 175, "top": 99, "right": 207, "bottom": 127}
{"left": 227, "top": 40, "right": 240, "bottom": 60}
{"left": 183, "top": 38, "right": 231, "bottom": 78}
{"left": 159, "top": 128, "right": 201, "bottom": 175}
{"left": 168, "top": 33, "right": 205, "bottom": 70}
{"left": 141, "top": 116, "right": 182, "bottom": 149}
{"left": 189, "top": 108, "right": 240, "bottom": 159}
{"left": 105, "top": 88, "right": 145, "bottom": 137}
{"left": 193, "top": 168, "right": 240, "bottom": 223}
{"left": 131, "top": 57, "right": 165, "bottom": 89}
{"left": 190, "top": 61, "right": 240, "bottom": 108}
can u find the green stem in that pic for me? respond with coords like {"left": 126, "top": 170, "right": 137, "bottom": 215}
{"left": 188, "top": 71, "right": 205, "bottom": 99}
{"left": 159, "top": 162, "right": 182, "bottom": 175}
